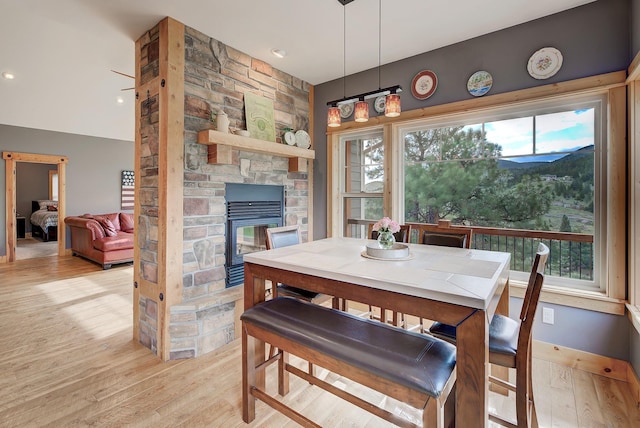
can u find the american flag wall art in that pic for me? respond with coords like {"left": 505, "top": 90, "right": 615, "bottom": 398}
{"left": 121, "top": 170, "right": 135, "bottom": 210}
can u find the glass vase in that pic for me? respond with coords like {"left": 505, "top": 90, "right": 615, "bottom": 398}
{"left": 377, "top": 230, "right": 396, "bottom": 249}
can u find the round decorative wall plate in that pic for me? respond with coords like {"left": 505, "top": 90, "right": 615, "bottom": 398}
{"left": 374, "top": 96, "right": 386, "bottom": 113}
{"left": 467, "top": 70, "right": 493, "bottom": 97}
{"left": 527, "top": 47, "right": 563, "bottom": 80}
{"left": 339, "top": 102, "right": 354, "bottom": 119}
{"left": 283, "top": 130, "right": 296, "bottom": 146}
{"left": 411, "top": 70, "right": 438, "bottom": 100}
{"left": 294, "top": 130, "right": 311, "bottom": 149}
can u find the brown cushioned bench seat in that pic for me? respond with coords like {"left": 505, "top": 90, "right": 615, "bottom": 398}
{"left": 241, "top": 297, "right": 457, "bottom": 427}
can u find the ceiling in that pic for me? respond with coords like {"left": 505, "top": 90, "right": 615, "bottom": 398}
{"left": 0, "top": 0, "right": 595, "bottom": 142}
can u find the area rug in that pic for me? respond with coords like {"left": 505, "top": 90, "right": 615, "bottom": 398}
{"left": 16, "top": 237, "right": 57, "bottom": 260}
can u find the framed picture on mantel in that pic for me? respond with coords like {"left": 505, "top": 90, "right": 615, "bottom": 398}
{"left": 244, "top": 92, "right": 276, "bottom": 142}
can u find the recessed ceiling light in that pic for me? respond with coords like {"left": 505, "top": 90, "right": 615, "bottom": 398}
{"left": 116, "top": 96, "right": 124, "bottom": 104}
{"left": 2, "top": 72, "right": 15, "bottom": 80}
{"left": 271, "top": 48, "right": 286, "bottom": 59}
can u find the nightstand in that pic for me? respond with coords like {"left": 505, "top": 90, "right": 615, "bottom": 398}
{"left": 16, "top": 216, "right": 26, "bottom": 239}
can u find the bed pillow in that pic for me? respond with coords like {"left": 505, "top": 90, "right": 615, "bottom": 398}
{"left": 94, "top": 216, "right": 117, "bottom": 237}
{"left": 47, "top": 205, "right": 58, "bottom": 211}
{"left": 38, "top": 200, "right": 57, "bottom": 210}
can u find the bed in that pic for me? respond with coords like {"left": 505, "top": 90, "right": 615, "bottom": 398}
{"left": 30, "top": 200, "right": 58, "bottom": 242}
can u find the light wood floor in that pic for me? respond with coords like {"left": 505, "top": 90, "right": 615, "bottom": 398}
{"left": 1, "top": 255, "right": 639, "bottom": 427}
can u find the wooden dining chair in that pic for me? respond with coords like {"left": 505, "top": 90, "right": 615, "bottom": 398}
{"left": 366, "top": 223, "right": 410, "bottom": 326}
{"left": 429, "top": 242, "right": 550, "bottom": 428}
{"left": 265, "top": 225, "right": 333, "bottom": 306}
{"left": 397, "top": 220, "right": 473, "bottom": 332}
{"left": 408, "top": 219, "right": 472, "bottom": 248}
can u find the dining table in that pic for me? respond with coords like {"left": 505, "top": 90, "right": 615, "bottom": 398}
{"left": 242, "top": 236, "right": 511, "bottom": 428}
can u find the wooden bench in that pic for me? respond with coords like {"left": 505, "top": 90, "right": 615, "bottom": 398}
{"left": 241, "top": 297, "right": 457, "bottom": 428}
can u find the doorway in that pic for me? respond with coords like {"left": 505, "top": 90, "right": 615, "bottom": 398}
{"left": 3, "top": 152, "right": 68, "bottom": 263}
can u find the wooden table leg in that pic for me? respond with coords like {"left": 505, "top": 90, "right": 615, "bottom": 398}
{"left": 242, "top": 263, "right": 266, "bottom": 421}
{"left": 242, "top": 326, "right": 255, "bottom": 422}
{"left": 456, "top": 309, "right": 489, "bottom": 428}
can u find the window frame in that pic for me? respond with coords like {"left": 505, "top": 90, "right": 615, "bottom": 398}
{"left": 394, "top": 95, "right": 606, "bottom": 291}
{"left": 327, "top": 71, "right": 627, "bottom": 314}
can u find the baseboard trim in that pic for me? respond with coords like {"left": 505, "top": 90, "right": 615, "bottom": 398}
{"left": 628, "top": 362, "right": 640, "bottom": 404}
{"left": 533, "top": 340, "right": 629, "bottom": 382}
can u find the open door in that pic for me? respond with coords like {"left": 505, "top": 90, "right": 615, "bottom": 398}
{"left": 3, "top": 152, "right": 68, "bottom": 262}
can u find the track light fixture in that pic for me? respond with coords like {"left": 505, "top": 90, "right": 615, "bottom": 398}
{"left": 327, "top": 0, "right": 401, "bottom": 127}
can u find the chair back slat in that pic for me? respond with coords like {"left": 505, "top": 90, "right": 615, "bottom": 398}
{"left": 519, "top": 242, "right": 549, "bottom": 323}
{"left": 266, "top": 225, "right": 301, "bottom": 250}
{"left": 407, "top": 220, "right": 473, "bottom": 248}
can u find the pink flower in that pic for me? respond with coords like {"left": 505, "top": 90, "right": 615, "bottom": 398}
{"left": 372, "top": 217, "right": 400, "bottom": 234}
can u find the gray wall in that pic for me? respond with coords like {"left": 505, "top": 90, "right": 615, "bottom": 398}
{"left": 0, "top": 124, "right": 134, "bottom": 254}
{"left": 313, "top": 0, "right": 634, "bottom": 362}
{"left": 633, "top": 0, "right": 640, "bottom": 55}
{"left": 16, "top": 162, "right": 55, "bottom": 234}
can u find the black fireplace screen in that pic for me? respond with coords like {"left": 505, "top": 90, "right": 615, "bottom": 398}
{"left": 225, "top": 184, "right": 284, "bottom": 287}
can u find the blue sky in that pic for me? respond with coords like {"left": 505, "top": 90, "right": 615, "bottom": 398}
{"left": 478, "top": 108, "right": 595, "bottom": 161}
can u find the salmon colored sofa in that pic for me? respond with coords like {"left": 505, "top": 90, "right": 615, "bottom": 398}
{"left": 64, "top": 212, "right": 134, "bottom": 269}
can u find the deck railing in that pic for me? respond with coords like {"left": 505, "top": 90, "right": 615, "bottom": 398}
{"left": 346, "top": 219, "right": 594, "bottom": 281}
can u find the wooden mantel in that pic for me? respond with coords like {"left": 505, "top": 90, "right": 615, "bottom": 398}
{"left": 197, "top": 129, "right": 315, "bottom": 173}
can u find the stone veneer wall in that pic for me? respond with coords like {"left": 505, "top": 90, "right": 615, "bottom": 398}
{"left": 168, "top": 26, "right": 311, "bottom": 359}
{"left": 137, "top": 24, "right": 161, "bottom": 354}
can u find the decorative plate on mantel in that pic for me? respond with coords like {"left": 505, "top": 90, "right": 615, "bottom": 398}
{"left": 294, "top": 130, "right": 311, "bottom": 149}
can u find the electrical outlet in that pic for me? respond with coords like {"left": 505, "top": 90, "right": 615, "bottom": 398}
{"left": 542, "top": 307, "right": 554, "bottom": 325}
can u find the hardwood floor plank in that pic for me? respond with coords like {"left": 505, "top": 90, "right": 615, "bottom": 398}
{"left": 592, "top": 374, "right": 640, "bottom": 428}
{"left": 572, "top": 368, "right": 607, "bottom": 427}
{"left": 1, "top": 255, "right": 638, "bottom": 427}
{"left": 549, "top": 362, "right": 579, "bottom": 427}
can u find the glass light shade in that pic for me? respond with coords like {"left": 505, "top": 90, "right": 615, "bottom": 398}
{"left": 354, "top": 101, "right": 369, "bottom": 122}
{"left": 327, "top": 106, "right": 341, "bottom": 127}
{"left": 385, "top": 94, "right": 401, "bottom": 117}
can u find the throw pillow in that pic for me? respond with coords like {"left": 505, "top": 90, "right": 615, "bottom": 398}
{"left": 47, "top": 205, "right": 58, "bottom": 211}
{"left": 120, "top": 213, "right": 134, "bottom": 232}
{"left": 95, "top": 216, "right": 117, "bottom": 237}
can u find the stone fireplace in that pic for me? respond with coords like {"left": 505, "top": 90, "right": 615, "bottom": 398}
{"left": 135, "top": 18, "right": 311, "bottom": 360}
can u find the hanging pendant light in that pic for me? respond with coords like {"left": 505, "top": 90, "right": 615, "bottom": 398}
{"left": 354, "top": 99, "right": 369, "bottom": 122}
{"left": 385, "top": 93, "right": 401, "bottom": 117}
{"left": 327, "top": 105, "right": 341, "bottom": 127}
{"left": 379, "top": 0, "right": 400, "bottom": 118}
{"left": 327, "top": 0, "right": 400, "bottom": 126}
{"left": 327, "top": 1, "right": 348, "bottom": 127}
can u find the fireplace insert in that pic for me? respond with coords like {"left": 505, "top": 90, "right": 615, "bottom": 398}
{"left": 225, "top": 184, "right": 284, "bottom": 287}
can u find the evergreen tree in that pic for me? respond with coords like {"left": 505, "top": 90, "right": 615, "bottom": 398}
{"left": 402, "top": 127, "right": 552, "bottom": 227}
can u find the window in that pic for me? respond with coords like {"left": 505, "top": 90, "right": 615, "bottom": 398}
{"left": 398, "top": 96, "right": 605, "bottom": 290}
{"left": 338, "top": 131, "right": 385, "bottom": 239}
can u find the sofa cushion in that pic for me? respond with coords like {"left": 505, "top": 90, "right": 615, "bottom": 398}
{"left": 104, "top": 213, "right": 121, "bottom": 231}
{"left": 94, "top": 233, "right": 134, "bottom": 252}
{"left": 95, "top": 216, "right": 117, "bottom": 237}
{"left": 120, "top": 212, "right": 134, "bottom": 232}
